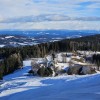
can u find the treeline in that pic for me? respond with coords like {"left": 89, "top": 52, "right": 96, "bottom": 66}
{"left": 92, "top": 54, "right": 100, "bottom": 70}
{"left": 0, "top": 34, "right": 100, "bottom": 79}
{"left": 0, "top": 53, "right": 22, "bottom": 80}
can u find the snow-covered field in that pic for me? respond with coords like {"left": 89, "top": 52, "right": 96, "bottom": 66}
{"left": 0, "top": 60, "right": 100, "bottom": 100}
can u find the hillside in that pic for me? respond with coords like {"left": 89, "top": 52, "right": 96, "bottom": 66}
{"left": 0, "top": 61, "right": 100, "bottom": 100}
{"left": 0, "top": 37, "right": 100, "bottom": 100}
{"left": 1, "top": 34, "right": 100, "bottom": 79}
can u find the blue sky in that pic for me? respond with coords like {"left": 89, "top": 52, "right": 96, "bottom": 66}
{"left": 0, "top": 0, "right": 100, "bottom": 30}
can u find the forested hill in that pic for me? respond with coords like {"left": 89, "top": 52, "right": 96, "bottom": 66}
{"left": 0, "top": 34, "right": 100, "bottom": 79}
{"left": 0, "top": 34, "right": 100, "bottom": 59}
{"left": 70, "top": 34, "right": 100, "bottom": 42}
{"left": 59, "top": 34, "right": 100, "bottom": 51}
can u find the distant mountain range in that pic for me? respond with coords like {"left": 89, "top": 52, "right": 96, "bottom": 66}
{"left": 0, "top": 30, "right": 100, "bottom": 48}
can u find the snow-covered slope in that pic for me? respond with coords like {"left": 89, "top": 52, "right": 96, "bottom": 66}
{"left": 0, "top": 59, "right": 100, "bottom": 100}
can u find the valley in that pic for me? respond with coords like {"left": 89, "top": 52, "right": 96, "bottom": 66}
{"left": 0, "top": 30, "right": 100, "bottom": 47}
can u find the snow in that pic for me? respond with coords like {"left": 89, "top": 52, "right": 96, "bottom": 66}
{"left": 5, "top": 36, "right": 15, "bottom": 39}
{"left": 0, "top": 58, "right": 100, "bottom": 100}
{"left": 46, "top": 55, "right": 53, "bottom": 61}
{"left": 18, "top": 43, "right": 27, "bottom": 46}
{"left": 0, "top": 45, "right": 5, "bottom": 48}
{"left": 55, "top": 63, "right": 69, "bottom": 71}
{"left": 23, "top": 60, "right": 31, "bottom": 66}
{"left": 52, "top": 38, "right": 63, "bottom": 40}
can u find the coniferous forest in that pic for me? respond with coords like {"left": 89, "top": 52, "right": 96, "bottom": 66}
{"left": 0, "top": 34, "right": 100, "bottom": 79}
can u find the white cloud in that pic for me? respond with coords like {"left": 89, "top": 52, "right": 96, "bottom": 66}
{"left": 0, "top": 21, "right": 100, "bottom": 30}
{"left": 0, "top": 0, "right": 100, "bottom": 30}
{"left": 0, "top": 0, "right": 100, "bottom": 18}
